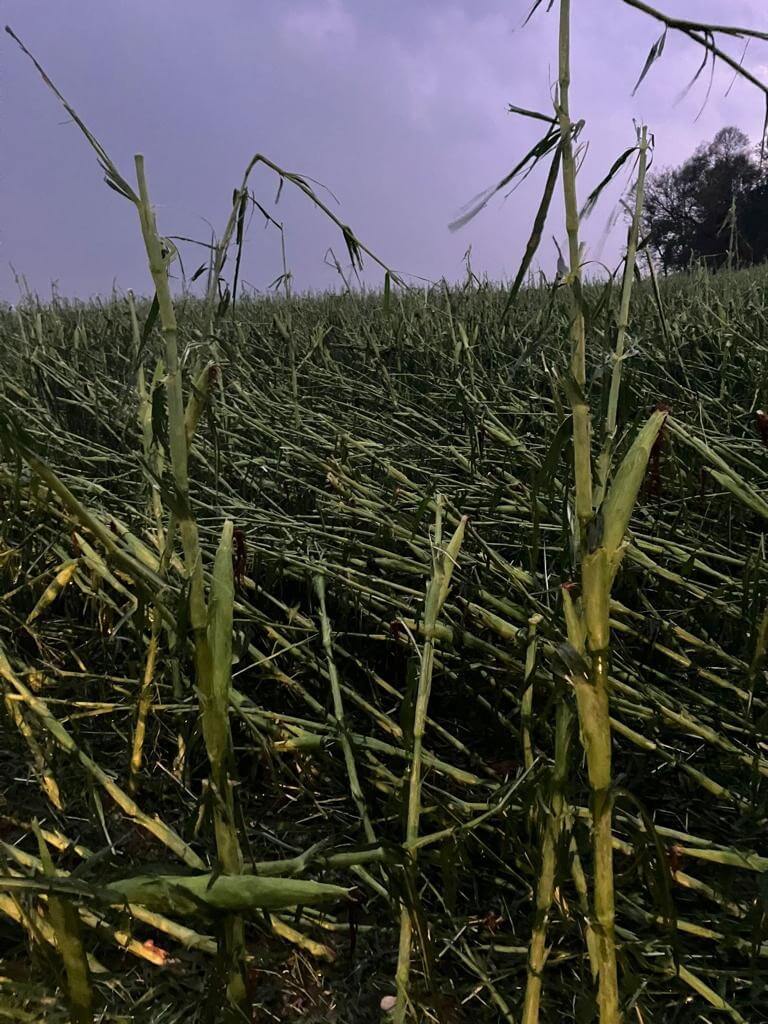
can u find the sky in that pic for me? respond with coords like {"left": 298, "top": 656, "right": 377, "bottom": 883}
{"left": 1, "top": 0, "right": 767, "bottom": 301}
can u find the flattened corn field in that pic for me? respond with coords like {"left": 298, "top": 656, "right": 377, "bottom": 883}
{"left": 1, "top": 266, "right": 768, "bottom": 1023}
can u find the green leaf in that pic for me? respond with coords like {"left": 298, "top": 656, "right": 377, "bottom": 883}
{"left": 129, "top": 292, "right": 160, "bottom": 372}
{"left": 231, "top": 188, "right": 250, "bottom": 308}
{"left": 503, "top": 143, "right": 562, "bottom": 314}
{"left": 409, "top": 490, "right": 434, "bottom": 538}
{"left": 581, "top": 146, "right": 639, "bottom": 220}
{"left": 142, "top": 293, "right": 160, "bottom": 343}
{"left": 523, "top": 0, "right": 555, "bottom": 26}
{"left": 150, "top": 384, "right": 168, "bottom": 450}
{"left": 601, "top": 409, "right": 668, "bottom": 557}
{"left": 507, "top": 103, "right": 557, "bottom": 124}
{"left": 709, "top": 469, "right": 768, "bottom": 521}
{"left": 632, "top": 30, "right": 667, "bottom": 95}
{"left": 401, "top": 655, "right": 419, "bottom": 752}
{"left": 449, "top": 125, "right": 560, "bottom": 232}
{"left": 106, "top": 873, "right": 350, "bottom": 916}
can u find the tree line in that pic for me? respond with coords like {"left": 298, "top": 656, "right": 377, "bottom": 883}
{"left": 643, "top": 126, "right": 768, "bottom": 272}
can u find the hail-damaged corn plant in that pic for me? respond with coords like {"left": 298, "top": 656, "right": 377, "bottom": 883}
{"left": 2, "top": 5, "right": 768, "bottom": 1024}
{"left": 4, "top": 228, "right": 768, "bottom": 1020}
{"left": 393, "top": 498, "right": 467, "bottom": 1022}
{"left": 451, "top": 2, "right": 768, "bottom": 1021}
{"left": 2, "top": 22, "right": 402, "bottom": 1023}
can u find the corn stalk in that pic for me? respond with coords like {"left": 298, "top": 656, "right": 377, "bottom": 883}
{"left": 555, "top": 4, "right": 667, "bottom": 1021}
{"left": 132, "top": 158, "right": 247, "bottom": 1012}
{"left": 595, "top": 124, "right": 651, "bottom": 504}
{"left": 394, "top": 499, "right": 467, "bottom": 1023}
{"left": 31, "top": 821, "right": 93, "bottom": 1024}
{"left": 204, "top": 520, "right": 246, "bottom": 1011}
{"left": 521, "top": 696, "right": 574, "bottom": 1024}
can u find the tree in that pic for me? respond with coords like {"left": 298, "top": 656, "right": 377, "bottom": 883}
{"left": 644, "top": 127, "right": 768, "bottom": 272}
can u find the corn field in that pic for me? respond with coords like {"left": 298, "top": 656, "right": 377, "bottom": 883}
{"left": 2, "top": 5, "right": 768, "bottom": 1024}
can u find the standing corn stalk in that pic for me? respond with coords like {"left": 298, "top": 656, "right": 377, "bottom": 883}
{"left": 445, "top": 2, "right": 765, "bottom": 1015}
{"left": 128, "top": 622, "right": 160, "bottom": 794}
{"left": 205, "top": 520, "right": 246, "bottom": 1011}
{"left": 568, "top": 410, "right": 667, "bottom": 1024}
{"left": 554, "top": 4, "right": 617, "bottom": 1009}
{"left": 133, "top": 166, "right": 247, "bottom": 1015}
{"left": 394, "top": 499, "right": 467, "bottom": 1022}
{"left": 596, "top": 124, "right": 651, "bottom": 505}
{"left": 314, "top": 571, "right": 377, "bottom": 846}
{"left": 521, "top": 695, "right": 574, "bottom": 1024}
{"left": 556, "top": 4, "right": 665, "bottom": 1021}
{"left": 133, "top": 158, "right": 212, "bottom": 692}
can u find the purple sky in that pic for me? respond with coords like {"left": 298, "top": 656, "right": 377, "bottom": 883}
{"left": 2, "top": 1, "right": 766, "bottom": 301}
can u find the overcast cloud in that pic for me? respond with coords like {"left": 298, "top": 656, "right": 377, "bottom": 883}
{"left": 1, "top": 1, "right": 766, "bottom": 300}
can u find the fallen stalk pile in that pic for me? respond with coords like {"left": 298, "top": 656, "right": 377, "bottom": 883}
{"left": 1, "top": 263, "right": 768, "bottom": 1020}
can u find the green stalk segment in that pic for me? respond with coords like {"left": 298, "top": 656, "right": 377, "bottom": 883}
{"left": 394, "top": 500, "right": 467, "bottom": 1022}
{"left": 32, "top": 821, "right": 94, "bottom": 1024}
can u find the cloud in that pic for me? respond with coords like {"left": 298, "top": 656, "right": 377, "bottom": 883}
{"left": 278, "top": 0, "right": 357, "bottom": 50}
{"left": 2, "top": 0, "right": 767, "bottom": 299}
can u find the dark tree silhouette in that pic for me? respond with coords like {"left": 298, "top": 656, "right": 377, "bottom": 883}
{"left": 644, "top": 127, "right": 768, "bottom": 272}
